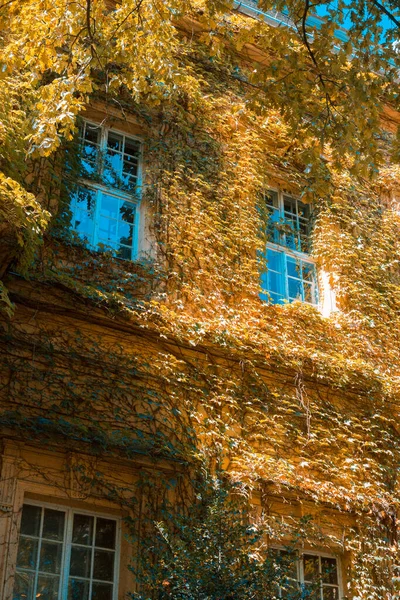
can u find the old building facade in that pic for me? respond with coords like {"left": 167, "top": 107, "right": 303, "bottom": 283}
{"left": 1, "top": 2, "right": 400, "bottom": 600}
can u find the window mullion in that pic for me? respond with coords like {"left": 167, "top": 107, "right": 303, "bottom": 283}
{"left": 93, "top": 189, "right": 101, "bottom": 249}
{"left": 319, "top": 555, "right": 323, "bottom": 600}
{"left": 133, "top": 202, "right": 140, "bottom": 261}
{"left": 299, "top": 260, "right": 305, "bottom": 302}
{"left": 32, "top": 507, "right": 45, "bottom": 599}
{"left": 121, "top": 133, "right": 126, "bottom": 181}
{"left": 112, "top": 519, "right": 120, "bottom": 600}
{"left": 61, "top": 509, "right": 73, "bottom": 600}
{"left": 99, "top": 126, "right": 107, "bottom": 183}
{"left": 295, "top": 198, "right": 300, "bottom": 250}
{"left": 89, "top": 516, "right": 96, "bottom": 600}
{"left": 278, "top": 192, "right": 284, "bottom": 247}
{"left": 284, "top": 253, "right": 289, "bottom": 301}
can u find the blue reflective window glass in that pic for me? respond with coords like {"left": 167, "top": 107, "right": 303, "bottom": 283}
{"left": 73, "top": 123, "right": 140, "bottom": 259}
{"left": 107, "top": 131, "right": 123, "bottom": 152}
{"left": 288, "top": 277, "right": 302, "bottom": 301}
{"left": 104, "top": 152, "right": 123, "bottom": 187}
{"left": 118, "top": 221, "right": 134, "bottom": 248}
{"left": 261, "top": 191, "right": 317, "bottom": 305}
{"left": 120, "top": 201, "right": 135, "bottom": 224}
{"left": 71, "top": 187, "right": 96, "bottom": 242}
{"left": 100, "top": 194, "right": 119, "bottom": 219}
{"left": 98, "top": 216, "right": 117, "bottom": 243}
{"left": 287, "top": 256, "right": 300, "bottom": 278}
{"left": 266, "top": 249, "right": 286, "bottom": 303}
{"left": 81, "top": 123, "right": 100, "bottom": 177}
{"left": 303, "top": 262, "right": 316, "bottom": 282}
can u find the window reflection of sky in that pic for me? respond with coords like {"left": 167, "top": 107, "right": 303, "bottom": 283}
{"left": 71, "top": 122, "right": 140, "bottom": 260}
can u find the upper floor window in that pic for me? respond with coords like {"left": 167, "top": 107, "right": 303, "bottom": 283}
{"left": 260, "top": 189, "right": 318, "bottom": 305}
{"left": 13, "top": 502, "right": 119, "bottom": 600}
{"left": 272, "top": 548, "right": 341, "bottom": 599}
{"left": 70, "top": 120, "right": 142, "bottom": 260}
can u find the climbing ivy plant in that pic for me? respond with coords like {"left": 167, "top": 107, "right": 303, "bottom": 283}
{"left": 1, "top": 1, "right": 400, "bottom": 598}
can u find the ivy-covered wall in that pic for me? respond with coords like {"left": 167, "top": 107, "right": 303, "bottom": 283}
{"left": 1, "top": 2, "right": 400, "bottom": 598}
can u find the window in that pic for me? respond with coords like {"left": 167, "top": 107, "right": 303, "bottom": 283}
{"left": 302, "top": 554, "right": 340, "bottom": 599}
{"left": 271, "top": 549, "right": 341, "bottom": 599}
{"left": 271, "top": 548, "right": 299, "bottom": 598}
{"left": 260, "top": 189, "right": 318, "bottom": 305}
{"left": 13, "top": 503, "right": 119, "bottom": 600}
{"left": 70, "top": 120, "right": 142, "bottom": 260}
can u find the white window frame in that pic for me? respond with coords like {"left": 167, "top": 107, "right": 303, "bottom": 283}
{"left": 262, "top": 187, "right": 318, "bottom": 305}
{"left": 271, "top": 547, "right": 343, "bottom": 599}
{"left": 71, "top": 119, "right": 143, "bottom": 261}
{"left": 14, "top": 500, "right": 121, "bottom": 600}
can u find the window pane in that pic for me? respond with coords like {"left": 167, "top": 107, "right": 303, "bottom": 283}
{"left": 298, "top": 201, "right": 311, "bottom": 253}
{"left": 69, "top": 546, "right": 92, "bottom": 578}
{"left": 303, "top": 554, "right": 320, "bottom": 582}
{"left": 36, "top": 574, "right": 59, "bottom": 600}
{"left": 287, "top": 256, "right": 301, "bottom": 278}
{"left": 73, "top": 209, "right": 95, "bottom": 241}
{"left": 83, "top": 123, "right": 101, "bottom": 146}
{"left": 124, "top": 138, "right": 140, "bottom": 157}
{"left": 42, "top": 509, "right": 65, "bottom": 541}
{"left": 13, "top": 570, "right": 35, "bottom": 600}
{"left": 271, "top": 549, "right": 299, "bottom": 599}
{"left": 323, "top": 586, "right": 339, "bottom": 600}
{"left": 264, "top": 190, "right": 281, "bottom": 243}
{"left": 81, "top": 145, "right": 99, "bottom": 176}
{"left": 267, "top": 249, "right": 283, "bottom": 273}
{"left": 16, "top": 537, "right": 38, "bottom": 570}
{"left": 118, "top": 245, "right": 133, "bottom": 260}
{"left": 91, "top": 582, "right": 113, "bottom": 600}
{"left": 72, "top": 514, "right": 94, "bottom": 546}
{"left": 98, "top": 216, "right": 117, "bottom": 243}
{"left": 104, "top": 151, "right": 123, "bottom": 186}
{"left": 303, "top": 282, "right": 314, "bottom": 304}
{"left": 123, "top": 139, "right": 140, "bottom": 187}
{"left": 93, "top": 549, "right": 114, "bottom": 582}
{"left": 265, "top": 190, "right": 279, "bottom": 209}
{"left": 288, "top": 277, "right": 302, "bottom": 300}
{"left": 20, "top": 505, "right": 41, "bottom": 537}
{"left": 266, "top": 249, "right": 285, "bottom": 302}
{"left": 73, "top": 187, "right": 96, "bottom": 211}
{"left": 39, "top": 541, "right": 63, "bottom": 574}
{"left": 321, "top": 558, "right": 338, "bottom": 585}
{"left": 123, "top": 158, "right": 138, "bottom": 177}
{"left": 303, "top": 583, "right": 320, "bottom": 599}
{"left": 280, "top": 550, "right": 298, "bottom": 579}
{"left": 81, "top": 124, "right": 100, "bottom": 177}
{"left": 283, "top": 195, "right": 296, "bottom": 215}
{"left": 100, "top": 194, "right": 119, "bottom": 220}
{"left": 71, "top": 187, "right": 96, "bottom": 241}
{"left": 269, "top": 270, "right": 283, "bottom": 294}
{"left": 118, "top": 221, "right": 133, "bottom": 247}
{"left": 95, "top": 519, "right": 116, "bottom": 550}
{"left": 107, "top": 131, "right": 123, "bottom": 151}
{"left": 120, "top": 201, "right": 135, "bottom": 225}
{"left": 68, "top": 579, "right": 90, "bottom": 600}
{"left": 303, "top": 262, "right": 316, "bottom": 281}
{"left": 283, "top": 195, "right": 308, "bottom": 252}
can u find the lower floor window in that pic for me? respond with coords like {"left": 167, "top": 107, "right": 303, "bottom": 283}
{"left": 13, "top": 503, "right": 118, "bottom": 600}
{"left": 261, "top": 247, "right": 318, "bottom": 305}
{"left": 71, "top": 185, "right": 138, "bottom": 260}
{"left": 272, "top": 549, "right": 340, "bottom": 599}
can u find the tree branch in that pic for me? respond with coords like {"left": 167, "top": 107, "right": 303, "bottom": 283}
{"left": 369, "top": 0, "right": 400, "bottom": 29}
{"left": 86, "top": 0, "right": 93, "bottom": 40}
{"left": 300, "top": 0, "right": 333, "bottom": 125}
